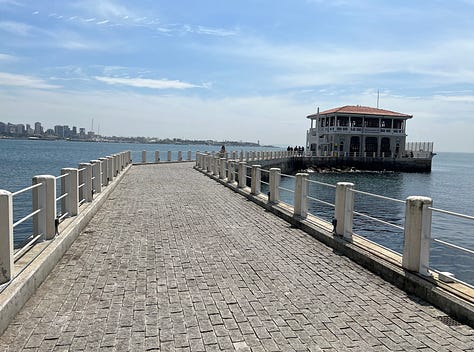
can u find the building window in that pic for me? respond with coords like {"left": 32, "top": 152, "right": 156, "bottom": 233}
{"left": 381, "top": 137, "right": 391, "bottom": 155}
{"left": 365, "top": 137, "right": 378, "bottom": 153}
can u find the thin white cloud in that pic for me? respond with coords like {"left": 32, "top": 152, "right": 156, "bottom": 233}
{"left": 95, "top": 76, "right": 202, "bottom": 89}
{"left": 96, "top": 20, "right": 110, "bottom": 25}
{"left": 0, "top": 72, "right": 61, "bottom": 89}
{"left": 0, "top": 53, "right": 17, "bottom": 61}
{"left": 0, "top": 20, "right": 33, "bottom": 36}
{"left": 196, "top": 26, "right": 238, "bottom": 37}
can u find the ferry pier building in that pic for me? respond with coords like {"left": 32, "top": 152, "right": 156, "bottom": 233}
{"left": 306, "top": 105, "right": 412, "bottom": 158}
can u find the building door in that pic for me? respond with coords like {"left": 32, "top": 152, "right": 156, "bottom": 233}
{"left": 381, "top": 137, "right": 391, "bottom": 156}
{"left": 349, "top": 136, "right": 360, "bottom": 155}
{"left": 365, "top": 137, "right": 378, "bottom": 156}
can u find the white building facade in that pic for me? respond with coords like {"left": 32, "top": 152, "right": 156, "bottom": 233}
{"left": 306, "top": 105, "right": 412, "bottom": 158}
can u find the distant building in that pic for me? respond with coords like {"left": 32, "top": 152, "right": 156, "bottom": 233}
{"left": 0, "top": 122, "right": 5, "bottom": 134}
{"left": 34, "top": 122, "right": 43, "bottom": 135}
{"left": 306, "top": 105, "right": 412, "bottom": 158}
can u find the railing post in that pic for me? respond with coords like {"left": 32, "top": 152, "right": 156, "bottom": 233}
{"left": 334, "top": 182, "right": 354, "bottom": 240}
{"left": 269, "top": 168, "right": 281, "bottom": 204}
{"left": 107, "top": 156, "right": 114, "bottom": 183}
{"left": 238, "top": 162, "right": 247, "bottom": 188}
{"left": 251, "top": 165, "right": 261, "bottom": 195}
{"left": 142, "top": 150, "right": 147, "bottom": 163}
{"left": 206, "top": 155, "right": 211, "bottom": 172}
{"left": 402, "top": 196, "right": 433, "bottom": 276}
{"left": 32, "top": 175, "right": 56, "bottom": 240}
{"left": 178, "top": 151, "right": 183, "bottom": 162}
{"left": 91, "top": 160, "right": 103, "bottom": 193}
{"left": 99, "top": 157, "right": 108, "bottom": 186}
{"left": 155, "top": 151, "right": 160, "bottom": 163}
{"left": 219, "top": 158, "right": 226, "bottom": 179}
{"left": 79, "top": 163, "right": 93, "bottom": 202}
{"left": 294, "top": 173, "right": 309, "bottom": 219}
{"left": 228, "top": 161, "right": 235, "bottom": 183}
{"left": 115, "top": 154, "right": 119, "bottom": 175}
{"left": 188, "top": 150, "right": 192, "bottom": 161}
{"left": 167, "top": 151, "right": 172, "bottom": 162}
{"left": 61, "top": 168, "right": 79, "bottom": 217}
{"left": 0, "top": 190, "right": 13, "bottom": 284}
{"left": 213, "top": 156, "right": 219, "bottom": 176}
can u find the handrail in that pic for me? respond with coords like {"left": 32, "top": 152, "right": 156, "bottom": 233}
{"left": 56, "top": 173, "right": 69, "bottom": 180}
{"left": 278, "top": 186, "right": 294, "bottom": 194}
{"left": 13, "top": 209, "right": 42, "bottom": 228}
{"left": 307, "top": 195, "right": 335, "bottom": 209}
{"left": 350, "top": 188, "right": 405, "bottom": 204}
{"left": 56, "top": 192, "right": 68, "bottom": 202}
{"left": 280, "top": 173, "right": 296, "bottom": 179}
{"left": 432, "top": 239, "right": 474, "bottom": 255}
{"left": 11, "top": 183, "right": 42, "bottom": 197}
{"left": 307, "top": 179, "right": 336, "bottom": 189}
{"left": 353, "top": 210, "right": 405, "bottom": 231}
{"left": 429, "top": 207, "right": 474, "bottom": 221}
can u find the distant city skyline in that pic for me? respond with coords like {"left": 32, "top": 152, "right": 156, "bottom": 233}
{"left": 1, "top": 1, "right": 474, "bottom": 152}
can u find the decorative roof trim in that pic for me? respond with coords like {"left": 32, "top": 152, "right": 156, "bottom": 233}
{"left": 307, "top": 105, "right": 412, "bottom": 119}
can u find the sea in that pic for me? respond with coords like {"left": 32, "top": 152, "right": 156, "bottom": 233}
{"left": 0, "top": 139, "right": 473, "bottom": 286}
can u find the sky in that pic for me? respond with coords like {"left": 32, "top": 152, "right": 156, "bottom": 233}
{"left": 1, "top": 0, "right": 474, "bottom": 152}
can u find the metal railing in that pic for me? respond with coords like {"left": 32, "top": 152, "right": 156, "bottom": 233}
{"left": 0, "top": 151, "right": 132, "bottom": 286}
{"left": 194, "top": 153, "right": 474, "bottom": 287}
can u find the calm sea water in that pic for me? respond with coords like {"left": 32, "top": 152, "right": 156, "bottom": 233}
{"left": 0, "top": 139, "right": 473, "bottom": 285}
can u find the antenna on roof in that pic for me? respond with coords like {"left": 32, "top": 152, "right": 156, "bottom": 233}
{"left": 376, "top": 90, "right": 380, "bottom": 108}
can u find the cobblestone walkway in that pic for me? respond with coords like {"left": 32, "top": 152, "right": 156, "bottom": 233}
{"left": 0, "top": 163, "right": 472, "bottom": 351}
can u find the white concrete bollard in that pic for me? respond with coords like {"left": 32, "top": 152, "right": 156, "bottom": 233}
{"left": 178, "top": 151, "right": 183, "bottom": 162}
{"left": 142, "top": 150, "right": 147, "bottom": 163}
{"left": 245, "top": 152, "right": 249, "bottom": 162}
{"left": 99, "top": 157, "right": 108, "bottom": 186}
{"left": 228, "top": 161, "right": 235, "bottom": 183}
{"left": 238, "top": 162, "right": 247, "bottom": 188}
{"left": 113, "top": 154, "right": 119, "bottom": 174}
{"left": 91, "top": 160, "right": 102, "bottom": 194}
{"left": 251, "top": 165, "right": 261, "bottom": 195}
{"left": 188, "top": 150, "right": 192, "bottom": 161}
{"left": 402, "top": 196, "right": 433, "bottom": 276}
{"left": 219, "top": 158, "right": 226, "bottom": 179}
{"left": 0, "top": 190, "right": 13, "bottom": 284}
{"left": 107, "top": 156, "right": 114, "bottom": 183}
{"left": 32, "top": 175, "right": 56, "bottom": 240}
{"left": 61, "top": 168, "right": 79, "bottom": 217}
{"left": 213, "top": 156, "right": 219, "bottom": 176}
{"left": 79, "top": 163, "right": 93, "bottom": 202}
{"left": 168, "top": 151, "right": 172, "bottom": 162}
{"left": 240, "top": 151, "right": 244, "bottom": 161}
{"left": 269, "top": 168, "right": 281, "bottom": 204}
{"left": 294, "top": 173, "right": 309, "bottom": 219}
{"left": 334, "top": 182, "right": 354, "bottom": 241}
{"left": 155, "top": 151, "right": 160, "bottom": 163}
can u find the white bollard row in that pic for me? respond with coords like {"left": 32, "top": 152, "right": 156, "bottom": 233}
{"left": 0, "top": 151, "right": 132, "bottom": 284}
{"left": 195, "top": 151, "right": 434, "bottom": 277}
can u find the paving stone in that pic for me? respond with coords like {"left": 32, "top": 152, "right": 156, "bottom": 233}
{"left": 0, "top": 163, "right": 472, "bottom": 352}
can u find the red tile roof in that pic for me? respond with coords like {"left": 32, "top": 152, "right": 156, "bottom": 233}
{"left": 307, "top": 105, "right": 412, "bottom": 119}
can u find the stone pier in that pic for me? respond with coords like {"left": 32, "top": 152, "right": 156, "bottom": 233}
{"left": 0, "top": 163, "right": 471, "bottom": 351}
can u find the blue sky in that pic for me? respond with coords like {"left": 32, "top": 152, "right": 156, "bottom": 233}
{"left": 1, "top": 0, "right": 474, "bottom": 151}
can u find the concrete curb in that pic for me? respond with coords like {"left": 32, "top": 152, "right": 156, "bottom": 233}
{"left": 195, "top": 166, "right": 474, "bottom": 327}
{"left": 0, "top": 164, "right": 132, "bottom": 336}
